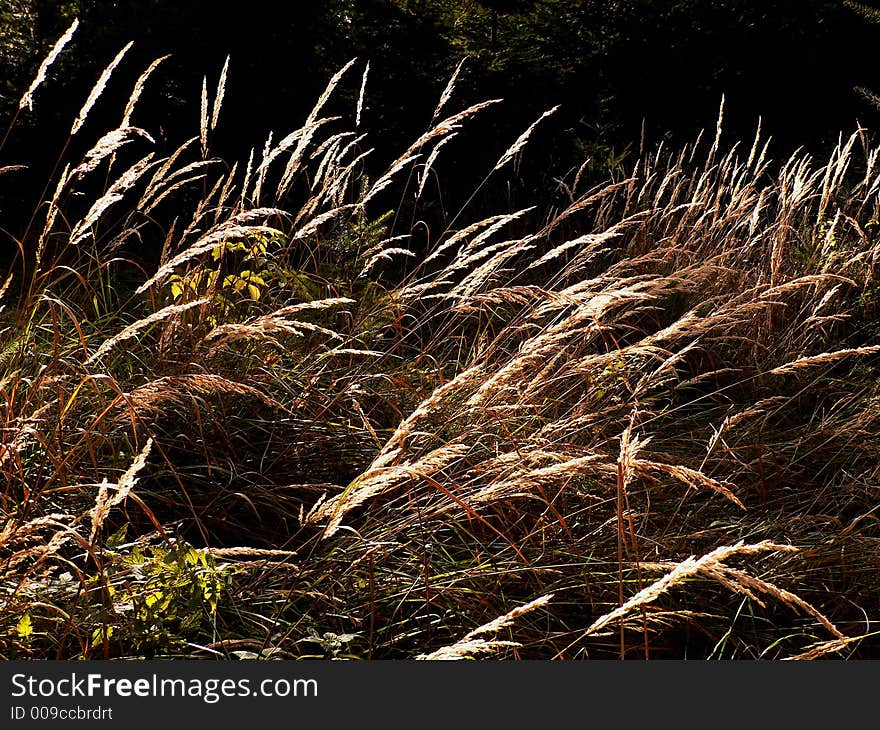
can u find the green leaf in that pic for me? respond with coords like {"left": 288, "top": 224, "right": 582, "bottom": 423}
{"left": 106, "top": 523, "right": 128, "bottom": 550}
{"left": 91, "top": 626, "right": 114, "bottom": 644}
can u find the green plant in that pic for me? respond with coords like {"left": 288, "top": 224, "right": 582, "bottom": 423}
{"left": 90, "top": 539, "right": 233, "bottom": 657}
{"left": 167, "top": 231, "right": 290, "bottom": 318}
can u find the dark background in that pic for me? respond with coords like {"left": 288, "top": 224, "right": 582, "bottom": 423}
{"left": 1, "top": 0, "right": 878, "bottom": 219}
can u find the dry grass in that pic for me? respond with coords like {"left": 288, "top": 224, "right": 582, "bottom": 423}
{"left": 1, "top": 25, "right": 879, "bottom": 659}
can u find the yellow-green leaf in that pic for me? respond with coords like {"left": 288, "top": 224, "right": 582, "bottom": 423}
{"left": 16, "top": 613, "right": 33, "bottom": 639}
{"left": 106, "top": 523, "right": 128, "bottom": 550}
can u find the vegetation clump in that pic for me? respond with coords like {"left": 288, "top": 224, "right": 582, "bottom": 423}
{"left": 1, "top": 21, "right": 879, "bottom": 659}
